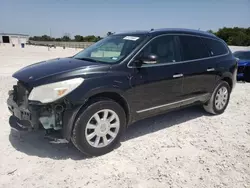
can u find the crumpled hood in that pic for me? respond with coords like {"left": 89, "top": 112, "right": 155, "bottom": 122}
{"left": 12, "top": 57, "right": 106, "bottom": 85}
{"left": 238, "top": 59, "right": 250, "bottom": 66}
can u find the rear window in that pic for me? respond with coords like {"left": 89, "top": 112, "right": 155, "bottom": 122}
{"left": 202, "top": 38, "right": 228, "bottom": 56}
{"left": 178, "top": 35, "right": 210, "bottom": 61}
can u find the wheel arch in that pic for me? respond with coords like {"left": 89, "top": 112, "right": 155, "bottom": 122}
{"left": 62, "top": 88, "right": 131, "bottom": 141}
{"left": 87, "top": 91, "right": 130, "bottom": 124}
{"left": 221, "top": 77, "right": 233, "bottom": 91}
{"left": 218, "top": 71, "right": 234, "bottom": 91}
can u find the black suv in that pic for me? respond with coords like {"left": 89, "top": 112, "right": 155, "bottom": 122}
{"left": 7, "top": 28, "right": 237, "bottom": 156}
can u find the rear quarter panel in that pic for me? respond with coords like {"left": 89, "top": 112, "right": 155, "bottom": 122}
{"left": 215, "top": 53, "right": 237, "bottom": 88}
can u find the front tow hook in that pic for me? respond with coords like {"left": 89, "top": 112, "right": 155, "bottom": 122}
{"left": 9, "top": 116, "right": 31, "bottom": 132}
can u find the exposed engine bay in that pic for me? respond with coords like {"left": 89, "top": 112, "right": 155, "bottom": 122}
{"left": 7, "top": 81, "right": 65, "bottom": 131}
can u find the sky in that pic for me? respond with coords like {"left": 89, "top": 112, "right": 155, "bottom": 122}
{"left": 0, "top": 0, "right": 249, "bottom": 38}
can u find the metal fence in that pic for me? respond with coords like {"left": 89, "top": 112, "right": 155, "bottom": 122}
{"left": 28, "top": 40, "right": 94, "bottom": 49}
{"left": 28, "top": 40, "right": 123, "bottom": 52}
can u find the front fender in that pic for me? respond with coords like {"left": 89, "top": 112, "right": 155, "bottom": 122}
{"left": 83, "top": 86, "right": 126, "bottom": 100}
{"left": 62, "top": 105, "right": 82, "bottom": 141}
{"left": 62, "top": 86, "right": 129, "bottom": 141}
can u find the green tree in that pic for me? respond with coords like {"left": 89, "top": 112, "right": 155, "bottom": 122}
{"left": 96, "top": 36, "right": 102, "bottom": 42}
{"left": 207, "top": 30, "right": 215, "bottom": 34}
{"left": 62, "top": 35, "right": 71, "bottom": 41}
{"left": 215, "top": 27, "right": 250, "bottom": 46}
{"left": 74, "top": 35, "right": 83, "bottom": 42}
{"left": 28, "top": 27, "right": 250, "bottom": 46}
{"left": 55, "top": 38, "right": 62, "bottom": 41}
{"left": 85, "top": 35, "right": 97, "bottom": 42}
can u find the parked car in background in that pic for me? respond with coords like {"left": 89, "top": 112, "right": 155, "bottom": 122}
{"left": 233, "top": 51, "right": 250, "bottom": 82}
{"left": 7, "top": 28, "right": 237, "bottom": 156}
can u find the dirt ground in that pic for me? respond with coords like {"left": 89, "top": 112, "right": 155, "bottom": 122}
{"left": 0, "top": 44, "right": 249, "bottom": 188}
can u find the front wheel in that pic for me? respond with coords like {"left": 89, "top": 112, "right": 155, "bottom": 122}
{"left": 71, "top": 98, "right": 126, "bottom": 156}
{"left": 203, "top": 81, "right": 231, "bottom": 115}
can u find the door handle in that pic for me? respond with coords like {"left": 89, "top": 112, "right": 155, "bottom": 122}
{"left": 207, "top": 68, "right": 215, "bottom": 72}
{"left": 173, "top": 74, "right": 183, "bottom": 78}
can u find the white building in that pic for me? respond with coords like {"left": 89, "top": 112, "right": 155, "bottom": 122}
{"left": 0, "top": 33, "right": 29, "bottom": 45}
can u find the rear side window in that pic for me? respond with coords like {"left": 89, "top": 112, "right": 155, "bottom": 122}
{"left": 178, "top": 35, "right": 210, "bottom": 61}
{"left": 202, "top": 38, "right": 228, "bottom": 56}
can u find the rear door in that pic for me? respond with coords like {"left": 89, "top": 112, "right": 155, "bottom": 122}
{"left": 177, "top": 35, "right": 216, "bottom": 100}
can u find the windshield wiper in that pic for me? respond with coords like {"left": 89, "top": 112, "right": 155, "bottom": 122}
{"left": 74, "top": 57, "right": 102, "bottom": 63}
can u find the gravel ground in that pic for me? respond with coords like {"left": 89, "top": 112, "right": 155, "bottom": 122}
{"left": 0, "top": 45, "right": 249, "bottom": 188}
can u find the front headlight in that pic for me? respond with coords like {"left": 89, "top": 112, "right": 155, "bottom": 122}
{"left": 28, "top": 78, "right": 84, "bottom": 103}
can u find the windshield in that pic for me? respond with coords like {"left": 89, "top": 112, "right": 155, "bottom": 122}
{"left": 233, "top": 51, "right": 250, "bottom": 60}
{"left": 73, "top": 34, "right": 146, "bottom": 64}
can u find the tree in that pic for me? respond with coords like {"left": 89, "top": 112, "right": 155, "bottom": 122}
{"left": 62, "top": 35, "right": 71, "bottom": 41}
{"left": 29, "top": 34, "right": 103, "bottom": 42}
{"left": 215, "top": 27, "right": 250, "bottom": 46}
{"left": 74, "top": 35, "right": 83, "bottom": 42}
{"left": 207, "top": 30, "right": 215, "bottom": 34}
{"left": 55, "top": 38, "right": 62, "bottom": 41}
{"left": 29, "top": 35, "right": 53, "bottom": 41}
{"left": 29, "top": 27, "right": 250, "bottom": 46}
{"left": 83, "top": 35, "right": 97, "bottom": 42}
{"left": 96, "top": 36, "right": 102, "bottom": 42}
{"left": 41, "top": 35, "right": 52, "bottom": 41}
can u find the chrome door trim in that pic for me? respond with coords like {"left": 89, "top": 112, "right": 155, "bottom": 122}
{"left": 206, "top": 68, "right": 215, "bottom": 72}
{"left": 173, "top": 73, "right": 183, "bottom": 78}
{"left": 136, "top": 94, "right": 209, "bottom": 113}
{"left": 127, "top": 33, "right": 229, "bottom": 69}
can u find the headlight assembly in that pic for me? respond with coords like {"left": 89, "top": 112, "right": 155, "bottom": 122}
{"left": 28, "top": 78, "right": 84, "bottom": 103}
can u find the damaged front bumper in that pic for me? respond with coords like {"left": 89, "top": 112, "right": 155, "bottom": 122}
{"left": 7, "top": 82, "right": 83, "bottom": 141}
{"left": 7, "top": 90, "right": 40, "bottom": 131}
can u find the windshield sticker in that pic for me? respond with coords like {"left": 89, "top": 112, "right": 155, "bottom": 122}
{"left": 111, "top": 57, "right": 118, "bottom": 60}
{"left": 123, "top": 36, "right": 139, "bottom": 41}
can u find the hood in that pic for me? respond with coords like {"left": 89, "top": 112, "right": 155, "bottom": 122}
{"left": 13, "top": 57, "right": 108, "bottom": 86}
{"left": 238, "top": 59, "right": 250, "bottom": 66}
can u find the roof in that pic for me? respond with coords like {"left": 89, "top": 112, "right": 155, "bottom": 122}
{"left": 114, "top": 30, "right": 150, "bottom": 35}
{"left": 114, "top": 28, "right": 217, "bottom": 38}
{"left": 0, "top": 33, "right": 29, "bottom": 37}
{"left": 151, "top": 28, "right": 216, "bottom": 36}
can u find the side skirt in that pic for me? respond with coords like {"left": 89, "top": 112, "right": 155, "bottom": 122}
{"left": 136, "top": 93, "right": 211, "bottom": 114}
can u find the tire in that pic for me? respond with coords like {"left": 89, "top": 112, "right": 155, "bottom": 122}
{"left": 71, "top": 98, "right": 126, "bottom": 156}
{"left": 203, "top": 81, "right": 231, "bottom": 115}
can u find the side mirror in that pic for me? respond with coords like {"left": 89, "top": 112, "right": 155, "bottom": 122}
{"left": 133, "top": 54, "right": 158, "bottom": 67}
{"left": 142, "top": 54, "right": 158, "bottom": 64}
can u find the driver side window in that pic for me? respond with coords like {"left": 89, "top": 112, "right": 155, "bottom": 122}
{"left": 139, "top": 35, "right": 179, "bottom": 64}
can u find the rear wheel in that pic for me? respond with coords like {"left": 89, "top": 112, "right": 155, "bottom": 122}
{"left": 71, "top": 98, "right": 126, "bottom": 156}
{"left": 203, "top": 81, "right": 231, "bottom": 115}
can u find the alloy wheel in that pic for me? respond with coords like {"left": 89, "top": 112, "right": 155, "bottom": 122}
{"left": 85, "top": 109, "right": 120, "bottom": 148}
{"left": 215, "top": 86, "right": 228, "bottom": 110}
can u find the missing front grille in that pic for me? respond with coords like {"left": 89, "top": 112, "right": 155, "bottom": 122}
{"left": 15, "top": 81, "right": 30, "bottom": 106}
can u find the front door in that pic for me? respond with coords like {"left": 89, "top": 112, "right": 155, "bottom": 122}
{"left": 128, "top": 35, "right": 185, "bottom": 119}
